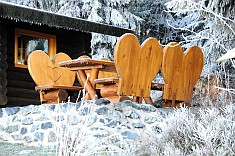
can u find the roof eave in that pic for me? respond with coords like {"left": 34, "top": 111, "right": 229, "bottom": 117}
{"left": 0, "top": 1, "right": 134, "bottom": 36}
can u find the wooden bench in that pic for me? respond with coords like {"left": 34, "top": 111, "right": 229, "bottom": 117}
{"left": 28, "top": 50, "right": 83, "bottom": 104}
{"left": 161, "top": 42, "right": 204, "bottom": 107}
{"left": 99, "top": 33, "right": 163, "bottom": 104}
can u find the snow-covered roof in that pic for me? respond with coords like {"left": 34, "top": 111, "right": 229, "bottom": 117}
{"left": 0, "top": 1, "right": 133, "bottom": 36}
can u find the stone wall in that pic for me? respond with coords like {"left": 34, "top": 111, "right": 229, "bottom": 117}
{"left": 0, "top": 99, "right": 171, "bottom": 148}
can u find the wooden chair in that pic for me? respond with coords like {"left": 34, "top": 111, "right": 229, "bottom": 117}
{"left": 28, "top": 50, "right": 83, "bottom": 104}
{"left": 161, "top": 42, "right": 204, "bottom": 107}
{"left": 111, "top": 33, "right": 163, "bottom": 104}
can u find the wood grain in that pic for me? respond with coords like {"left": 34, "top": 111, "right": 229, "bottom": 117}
{"left": 28, "top": 50, "right": 76, "bottom": 86}
{"left": 53, "top": 52, "right": 76, "bottom": 86}
{"left": 162, "top": 43, "right": 204, "bottom": 102}
{"left": 114, "top": 33, "right": 163, "bottom": 99}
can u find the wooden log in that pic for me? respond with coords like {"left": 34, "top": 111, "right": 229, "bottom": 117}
{"left": 99, "top": 83, "right": 131, "bottom": 103}
{"left": 0, "top": 86, "right": 7, "bottom": 95}
{"left": 40, "top": 89, "right": 68, "bottom": 104}
{"left": 6, "top": 53, "right": 14, "bottom": 63}
{"left": 0, "top": 95, "right": 7, "bottom": 105}
{"left": 0, "top": 22, "right": 8, "bottom": 106}
{"left": 7, "top": 64, "right": 29, "bottom": 73}
{"left": 7, "top": 87, "right": 39, "bottom": 99}
{"left": 0, "top": 61, "right": 8, "bottom": 70}
{"left": 100, "top": 84, "right": 118, "bottom": 98}
{"left": 7, "top": 79, "right": 36, "bottom": 90}
{"left": 0, "top": 74, "right": 7, "bottom": 87}
{"left": 7, "top": 71, "right": 34, "bottom": 82}
{"left": 6, "top": 96, "right": 41, "bottom": 106}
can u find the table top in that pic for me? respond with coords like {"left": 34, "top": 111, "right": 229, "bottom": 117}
{"left": 59, "top": 58, "right": 116, "bottom": 72}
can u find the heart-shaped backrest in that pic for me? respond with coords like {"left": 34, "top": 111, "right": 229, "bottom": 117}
{"left": 98, "top": 58, "right": 118, "bottom": 79}
{"left": 162, "top": 43, "right": 204, "bottom": 102}
{"left": 53, "top": 52, "right": 76, "bottom": 86}
{"left": 114, "top": 33, "right": 163, "bottom": 97}
{"left": 28, "top": 50, "right": 75, "bottom": 86}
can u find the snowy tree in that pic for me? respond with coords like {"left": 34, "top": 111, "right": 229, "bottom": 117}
{"left": 164, "top": 0, "right": 235, "bottom": 78}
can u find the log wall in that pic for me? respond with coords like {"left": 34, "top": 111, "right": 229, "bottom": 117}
{"left": 0, "top": 21, "right": 8, "bottom": 105}
{"left": 1, "top": 19, "right": 91, "bottom": 107}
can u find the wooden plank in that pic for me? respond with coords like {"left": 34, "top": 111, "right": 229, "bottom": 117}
{"left": 59, "top": 58, "right": 114, "bottom": 67}
{"left": 69, "top": 65, "right": 103, "bottom": 71}
{"left": 94, "top": 78, "right": 119, "bottom": 85}
{"left": 35, "top": 85, "right": 83, "bottom": 91}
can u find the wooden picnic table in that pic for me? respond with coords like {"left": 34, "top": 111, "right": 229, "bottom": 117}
{"left": 59, "top": 58, "right": 116, "bottom": 100}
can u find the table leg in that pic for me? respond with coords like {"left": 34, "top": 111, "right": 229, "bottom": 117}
{"left": 90, "top": 68, "right": 99, "bottom": 88}
{"left": 77, "top": 70, "right": 98, "bottom": 100}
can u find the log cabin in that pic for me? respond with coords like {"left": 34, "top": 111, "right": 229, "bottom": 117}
{"left": 0, "top": 1, "right": 133, "bottom": 107}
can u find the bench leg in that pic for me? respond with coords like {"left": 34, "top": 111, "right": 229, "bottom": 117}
{"left": 143, "top": 97, "right": 153, "bottom": 105}
{"left": 99, "top": 84, "right": 130, "bottom": 103}
{"left": 40, "top": 89, "right": 68, "bottom": 104}
{"left": 132, "top": 96, "right": 139, "bottom": 103}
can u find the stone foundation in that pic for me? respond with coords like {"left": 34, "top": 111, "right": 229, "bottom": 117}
{"left": 0, "top": 99, "right": 172, "bottom": 148}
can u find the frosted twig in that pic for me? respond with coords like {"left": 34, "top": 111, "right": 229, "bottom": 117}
{"left": 166, "top": 20, "right": 228, "bottom": 51}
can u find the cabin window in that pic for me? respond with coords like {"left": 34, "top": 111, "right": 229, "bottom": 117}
{"left": 14, "top": 28, "right": 56, "bottom": 68}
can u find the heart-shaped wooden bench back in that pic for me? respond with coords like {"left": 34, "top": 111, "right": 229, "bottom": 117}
{"left": 114, "top": 33, "right": 163, "bottom": 97}
{"left": 162, "top": 42, "right": 204, "bottom": 102}
{"left": 28, "top": 50, "right": 75, "bottom": 86}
